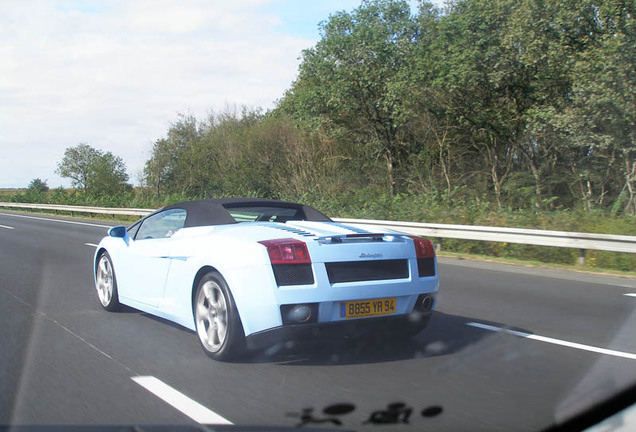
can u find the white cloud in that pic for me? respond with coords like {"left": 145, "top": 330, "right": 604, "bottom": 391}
{"left": 0, "top": 0, "right": 314, "bottom": 188}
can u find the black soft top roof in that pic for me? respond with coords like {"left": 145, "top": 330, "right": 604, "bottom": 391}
{"left": 158, "top": 198, "right": 332, "bottom": 228}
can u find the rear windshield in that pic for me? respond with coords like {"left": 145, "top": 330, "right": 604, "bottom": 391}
{"left": 223, "top": 205, "right": 302, "bottom": 223}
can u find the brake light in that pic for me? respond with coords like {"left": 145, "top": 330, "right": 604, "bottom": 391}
{"left": 259, "top": 238, "right": 312, "bottom": 264}
{"left": 409, "top": 236, "right": 435, "bottom": 258}
{"left": 345, "top": 233, "right": 384, "bottom": 239}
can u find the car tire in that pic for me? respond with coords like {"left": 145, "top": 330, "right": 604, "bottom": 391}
{"left": 194, "top": 271, "right": 246, "bottom": 361}
{"left": 95, "top": 252, "right": 120, "bottom": 312}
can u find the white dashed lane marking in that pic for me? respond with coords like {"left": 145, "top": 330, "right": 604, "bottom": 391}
{"left": 85, "top": 243, "right": 99, "bottom": 247}
{"left": 467, "top": 322, "right": 636, "bottom": 361}
{"left": 132, "top": 376, "right": 233, "bottom": 425}
{"left": 0, "top": 224, "right": 14, "bottom": 229}
{"left": 624, "top": 293, "right": 636, "bottom": 298}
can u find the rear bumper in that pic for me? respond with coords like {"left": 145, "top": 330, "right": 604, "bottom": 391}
{"left": 226, "top": 256, "right": 439, "bottom": 337}
{"left": 245, "top": 310, "right": 433, "bottom": 350}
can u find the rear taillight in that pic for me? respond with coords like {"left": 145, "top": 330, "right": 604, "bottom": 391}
{"left": 259, "top": 238, "right": 312, "bottom": 264}
{"left": 410, "top": 236, "right": 436, "bottom": 277}
{"left": 259, "top": 239, "right": 314, "bottom": 286}
{"left": 409, "top": 236, "right": 435, "bottom": 258}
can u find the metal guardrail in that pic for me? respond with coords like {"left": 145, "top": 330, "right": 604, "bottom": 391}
{"left": 335, "top": 218, "right": 636, "bottom": 254}
{"left": 0, "top": 202, "right": 151, "bottom": 216}
{"left": 335, "top": 218, "right": 636, "bottom": 266}
{"left": 1, "top": 201, "right": 635, "bottom": 265}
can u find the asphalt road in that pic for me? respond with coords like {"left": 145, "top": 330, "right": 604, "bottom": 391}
{"left": 1, "top": 211, "right": 636, "bottom": 431}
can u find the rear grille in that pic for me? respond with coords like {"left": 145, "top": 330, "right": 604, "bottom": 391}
{"left": 272, "top": 264, "right": 314, "bottom": 286}
{"left": 326, "top": 259, "right": 409, "bottom": 284}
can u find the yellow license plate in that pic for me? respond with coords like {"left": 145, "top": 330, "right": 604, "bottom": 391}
{"left": 340, "top": 298, "right": 396, "bottom": 319}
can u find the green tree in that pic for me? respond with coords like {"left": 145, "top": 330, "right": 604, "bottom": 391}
{"left": 27, "top": 178, "right": 49, "bottom": 194}
{"left": 56, "top": 143, "right": 130, "bottom": 196}
{"left": 423, "top": 0, "right": 544, "bottom": 208}
{"left": 512, "top": 0, "right": 636, "bottom": 212}
{"left": 11, "top": 178, "right": 52, "bottom": 203}
{"left": 143, "top": 109, "right": 272, "bottom": 197}
{"left": 555, "top": 0, "right": 636, "bottom": 214}
{"left": 280, "top": 0, "right": 420, "bottom": 195}
{"left": 56, "top": 143, "right": 98, "bottom": 191}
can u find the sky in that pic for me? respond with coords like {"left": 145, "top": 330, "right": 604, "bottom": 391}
{"left": 0, "top": 0, "right": 439, "bottom": 189}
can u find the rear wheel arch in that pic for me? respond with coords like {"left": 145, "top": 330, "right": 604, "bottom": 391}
{"left": 191, "top": 265, "right": 246, "bottom": 324}
{"left": 192, "top": 268, "right": 246, "bottom": 360}
{"left": 192, "top": 266, "right": 217, "bottom": 313}
{"left": 95, "top": 247, "right": 108, "bottom": 271}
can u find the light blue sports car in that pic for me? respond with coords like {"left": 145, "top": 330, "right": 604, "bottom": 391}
{"left": 94, "top": 198, "right": 439, "bottom": 360}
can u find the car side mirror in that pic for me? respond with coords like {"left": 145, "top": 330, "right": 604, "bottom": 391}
{"left": 108, "top": 225, "right": 128, "bottom": 238}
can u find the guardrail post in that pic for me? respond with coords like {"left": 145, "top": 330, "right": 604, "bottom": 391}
{"left": 436, "top": 238, "right": 442, "bottom": 252}
{"left": 578, "top": 249, "right": 586, "bottom": 266}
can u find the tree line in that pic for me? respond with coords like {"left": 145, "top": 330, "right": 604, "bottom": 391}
{"left": 140, "top": 0, "right": 635, "bottom": 215}
{"left": 35, "top": 0, "right": 635, "bottom": 217}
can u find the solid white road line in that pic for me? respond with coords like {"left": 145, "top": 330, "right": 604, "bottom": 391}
{"left": 467, "top": 322, "right": 636, "bottom": 361}
{"left": 132, "top": 376, "right": 233, "bottom": 425}
{"left": 0, "top": 212, "right": 111, "bottom": 228}
{"left": 0, "top": 224, "right": 14, "bottom": 229}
